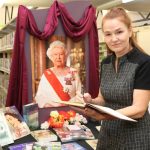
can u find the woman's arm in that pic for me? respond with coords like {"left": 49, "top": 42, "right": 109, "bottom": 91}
{"left": 117, "top": 89, "right": 150, "bottom": 119}
{"left": 76, "top": 89, "right": 150, "bottom": 121}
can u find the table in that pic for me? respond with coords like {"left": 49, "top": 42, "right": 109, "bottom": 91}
{"left": 3, "top": 106, "right": 100, "bottom": 150}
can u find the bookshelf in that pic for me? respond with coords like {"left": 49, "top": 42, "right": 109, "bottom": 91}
{"left": 99, "top": 42, "right": 107, "bottom": 62}
{"left": 0, "top": 18, "right": 16, "bottom": 107}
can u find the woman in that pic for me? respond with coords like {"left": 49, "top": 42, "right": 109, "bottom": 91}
{"left": 78, "top": 8, "right": 150, "bottom": 149}
{"left": 35, "top": 40, "right": 83, "bottom": 108}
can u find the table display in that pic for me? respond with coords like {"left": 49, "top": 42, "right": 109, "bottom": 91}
{"left": 2, "top": 106, "right": 100, "bottom": 150}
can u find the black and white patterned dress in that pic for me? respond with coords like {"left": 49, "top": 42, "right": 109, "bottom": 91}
{"left": 96, "top": 48, "right": 150, "bottom": 150}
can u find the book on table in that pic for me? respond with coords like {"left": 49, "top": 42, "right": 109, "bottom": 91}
{"left": 0, "top": 112, "right": 14, "bottom": 146}
{"left": 1, "top": 106, "right": 30, "bottom": 140}
{"left": 31, "top": 129, "right": 58, "bottom": 142}
{"left": 54, "top": 101, "right": 137, "bottom": 122}
{"left": 54, "top": 124, "right": 95, "bottom": 143}
{"left": 62, "top": 142, "right": 86, "bottom": 150}
{"left": 8, "top": 142, "right": 33, "bottom": 150}
{"left": 22, "top": 103, "right": 39, "bottom": 130}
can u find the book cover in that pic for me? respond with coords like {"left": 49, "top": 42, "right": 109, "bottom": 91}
{"left": 55, "top": 101, "right": 137, "bottom": 122}
{"left": 2, "top": 106, "right": 30, "bottom": 140}
{"left": 23, "top": 103, "right": 39, "bottom": 130}
{"left": 0, "top": 112, "right": 14, "bottom": 146}
{"left": 31, "top": 129, "right": 58, "bottom": 142}
{"left": 8, "top": 142, "right": 33, "bottom": 150}
{"left": 62, "top": 142, "right": 86, "bottom": 150}
{"left": 54, "top": 125, "right": 94, "bottom": 143}
{"left": 32, "top": 142, "right": 61, "bottom": 150}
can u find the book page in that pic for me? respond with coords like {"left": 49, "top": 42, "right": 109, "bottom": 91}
{"left": 86, "top": 103, "right": 137, "bottom": 122}
{"left": 56, "top": 101, "right": 137, "bottom": 122}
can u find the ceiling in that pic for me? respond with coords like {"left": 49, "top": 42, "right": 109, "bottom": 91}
{"left": 2, "top": 0, "right": 150, "bottom": 12}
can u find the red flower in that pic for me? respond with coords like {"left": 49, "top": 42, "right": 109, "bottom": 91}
{"left": 58, "top": 111, "right": 70, "bottom": 120}
{"left": 48, "top": 115, "right": 64, "bottom": 128}
{"left": 67, "top": 110, "right": 76, "bottom": 118}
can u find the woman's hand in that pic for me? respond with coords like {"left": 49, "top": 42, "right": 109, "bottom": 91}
{"left": 83, "top": 93, "right": 92, "bottom": 103}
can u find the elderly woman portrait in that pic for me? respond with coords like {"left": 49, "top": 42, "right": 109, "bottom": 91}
{"left": 35, "top": 40, "right": 83, "bottom": 108}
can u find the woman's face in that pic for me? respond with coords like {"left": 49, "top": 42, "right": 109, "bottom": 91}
{"left": 103, "top": 18, "right": 132, "bottom": 57}
{"left": 51, "top": 46, "right": 66, "bottom": 67}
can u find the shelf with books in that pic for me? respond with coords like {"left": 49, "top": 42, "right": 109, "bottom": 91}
{"left": 99, "top": 42, "right": 107, "bottom": 62}
{"left": 0, "top": 18, "right": 16, "bottom": 107}
{"left": 0, "top": 72, "right": 9, "bottom": 107}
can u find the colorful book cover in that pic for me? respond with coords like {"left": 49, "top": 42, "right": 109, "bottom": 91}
{"left": 31, "top": 129, "right": 58, "bottom": 142}
{"left": 2, "top": 106, "right": 30, "bottom": 140}
{"left": 23, "top": 103, "right": 39, "bottom": 130}
{"left": 8, "top": 142, "right": 33, "bottom": 150}
{"left": 54, "top": 125, "right": 94, "bottom": 143}
{"left": 62, "top": 142, "right": 87, "bottom": 150}
{"left": 32, "top": 142, "right": 61, "bottom": 150}
{"left": 0, "top": 112, "right": 14, "bottom": 146}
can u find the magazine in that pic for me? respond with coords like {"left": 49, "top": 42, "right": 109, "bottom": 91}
{"left": 54, "top": 125, "right": 94, "bottom": 143}
{"left": 31, "top": 129, "right": 58, "bottom": 142}
{"left": 2, "top": 106, "right": 30, "bottom": 140}
{"left": 56, "top": 101, "right": 137, "bottom": 122}
{"left": 0, "top": 112, "right": 14, "bottom": 146}
{"left": 23, "top": 103, "right": 39, "bottom": 130}
{"left": 62, "top": 142, "right": 86, "bottom": 150}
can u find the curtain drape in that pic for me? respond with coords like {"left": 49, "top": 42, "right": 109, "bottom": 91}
{"left": 6, "top": 1, "right": 99, "bottom": 113}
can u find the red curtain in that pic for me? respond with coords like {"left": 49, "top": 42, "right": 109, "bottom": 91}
{"left": 6, "top": 1, "right": 99, "bottom": 113}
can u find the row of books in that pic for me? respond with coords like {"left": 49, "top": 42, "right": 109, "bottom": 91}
{"left": 8, "top": 141, "right": 89, "bottom": 150}
{"left": 0, "top": 32, "right": 15, "bottom": 50}
{"left": 30, "top": 125, "right": 95, "bottom": 144}
{"left": 23, "top": 103, "right": 95, "bottom": 143}
{"left": 0, "top": 73, "right": 9, "bottom": 91}
{"left": 0, "top": 91, "right": 7, "bottom": 107}
{"left": 0, "top": 72, "right": 8, "bottom": 105}
{"left": 0, "top": 57, "right": 12, "bottom": 72}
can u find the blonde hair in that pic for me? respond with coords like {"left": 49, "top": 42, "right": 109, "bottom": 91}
{"left": 46, "top": 40, "right": 68, "bottom": 60}
{"left": 102, "top": 7, "right": 144, "bottom": 53}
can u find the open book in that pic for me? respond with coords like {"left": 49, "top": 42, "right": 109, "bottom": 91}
{"left": 56, "top": 101, "right": 137, "bottom": 122}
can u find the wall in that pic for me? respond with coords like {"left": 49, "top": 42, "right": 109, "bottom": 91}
{"left": 134, "top": 25, "right": 150, "bottom": 55}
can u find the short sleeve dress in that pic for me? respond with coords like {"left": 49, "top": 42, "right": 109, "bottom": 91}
{"left": 96, "top": 48, "right": 150, "bottom": 150}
